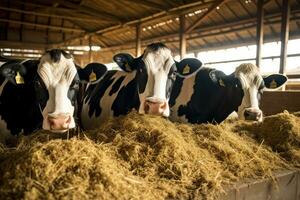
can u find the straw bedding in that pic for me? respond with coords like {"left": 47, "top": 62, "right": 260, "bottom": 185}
{"left": 0, "top": 111, "right": 299, "bottom": 200}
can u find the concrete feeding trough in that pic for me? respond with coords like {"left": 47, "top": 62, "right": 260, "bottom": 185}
{"left": 223, "top": 170, "right": 300, "bottom": 200}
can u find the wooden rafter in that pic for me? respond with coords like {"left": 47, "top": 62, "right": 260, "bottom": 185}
{"left": 223, "top": 4, "right": 246, "bottom": 43}
{"left": 0, "top": 19, "right": 84, "bottom": 33}
{"left": 185, "top": 0, "right": 228, "bottom": 34}
{"left": 51, "top": 0, "right": 215, "bottom": 47}
{"left": 93, "top": 11, "right": 300, "bottom": 53}
{"left": 237, "top": 0, "right": 254, "bottom": 18}
{"left": 6, "top": 0, "right": 84, "bottom": 14}
{"left": 0, "top": 40, "right": 46, "bottom": 49}
{"left": 0, "top": 6, "right": 102, "bottom": 22}
{"left": 123, "top": 0, "right": 165, "bottom": 11}
{"left": 51, "top": 0, "right": 122, "bottom": 22}
{"left": 235, "top": 1, "right": 254, "bottom": 40}
{"left": 92, "top": 37, "right": 108, "bottom": 48}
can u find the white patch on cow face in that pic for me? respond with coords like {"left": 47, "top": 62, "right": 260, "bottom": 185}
{"left": 169, "top": 75, "right": 196, "bottom": 123}
{"left": 139, "top": 47, "right": 175, "bottom": 117}
{"left": 38, "top": 53, "right": 77, "bottom": 131}
{"left": 235, "top": 63, "right": 263, "bottom": 122}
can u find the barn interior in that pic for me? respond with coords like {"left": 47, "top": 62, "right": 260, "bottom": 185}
{"left": 0, "top": 0, "right": 300, "bottom": 199}
{"left": 1, "top": 0, "right": 300, "bottom": 112}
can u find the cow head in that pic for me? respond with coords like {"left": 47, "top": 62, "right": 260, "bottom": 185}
{"left": 114, "top": 43, "right": 176, "bottom": 117}
{"left": 35, "top": 49, "right": 80, "bottom": 132}
{"left": 210, "top": 63, "right": 287, "bottom": 122}
{"left": 0, "top": 60, "right": 27, "bottom": 86}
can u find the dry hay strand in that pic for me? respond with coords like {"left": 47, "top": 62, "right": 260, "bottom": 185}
{"left": 0, "top": 111, "right": 297, "bottom": 199}
{"left": 0, "top": 137, "right": 164, "bottom": 200}
{"left": 83, "top": 112, "right": 288, "bottom": 199}
{"left": 232, "top": 111, "right": 300, "bottom": 167}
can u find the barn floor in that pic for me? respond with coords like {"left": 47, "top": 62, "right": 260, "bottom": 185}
{"left": 0, "top": 111, "right": 299, "bottom": 200}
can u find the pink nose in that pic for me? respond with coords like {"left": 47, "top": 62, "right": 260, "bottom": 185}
{"left": 144, "top": 100, "right": 167, "bottom": 115}
{"left": 48, "top": 115, "right": 71, "bottom": 130}
{"left": 244, "top": 108, "right": 263, "bottom": 121}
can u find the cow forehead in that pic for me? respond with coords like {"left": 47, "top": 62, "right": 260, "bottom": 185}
{"left": 142, "top": 47, "right": 173, "bottom": 73}
{"left": 235, "top": 63, "right": 263, "bottom": 89}
{"left": 38, "top": 53, "right": 77, "bottom": 86}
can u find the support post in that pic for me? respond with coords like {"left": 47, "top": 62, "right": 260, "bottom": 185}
{"left": 279, "top": 0, "right": 290, "bottom": 74}
{"left": 256, "top": 0, "right": 264, "bottom": 67}
{"left": 179, "top": 14, "right": 186, "bottom": 60}
{"left": 136, "top": 23, "right": 142, "bottom": 57}
{"left": 89, "top": 36, "right": 93, "bottom": 63}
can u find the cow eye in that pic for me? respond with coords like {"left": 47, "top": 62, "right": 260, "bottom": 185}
{"left": 35, "top": 79, "right": 44, "bottom": 89}
{"left": 71, "top": 80, "right": 80, "bottom": 89}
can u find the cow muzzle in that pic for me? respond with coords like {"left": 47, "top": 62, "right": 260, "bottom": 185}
{"left": 244, "top": 108, "right": 263, "bottom": 122}
{"left": 144, "top": 97, "right": 169, "bottom": 117}
{"left": 48, "top": 114, "right": 72, "bottom": 132}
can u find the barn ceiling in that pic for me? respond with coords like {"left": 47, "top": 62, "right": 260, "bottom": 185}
{"left": 0, "top": 0, "right": 300, "bottom": 64}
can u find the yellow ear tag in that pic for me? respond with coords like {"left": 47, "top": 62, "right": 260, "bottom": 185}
{"left": 219, "top": 79, "right": 225, "bottom": 87}
{"left": 15, "top": 72, "right": 25, "bottom": 84}
{"left": 89, "top": 71, "right": 97, "bottom": 82}
{"left": 125, "top": 62, "right": 131, "bottom": 71}
{"left": 183, "top": 64, "right": 190, "bottom": 74}
{"left": 270, "top": 79, "right": 277, "bottom": 89}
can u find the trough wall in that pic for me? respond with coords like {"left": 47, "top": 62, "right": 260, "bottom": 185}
{"left": 261, "top": 91, "right": 300, "bottom": 115}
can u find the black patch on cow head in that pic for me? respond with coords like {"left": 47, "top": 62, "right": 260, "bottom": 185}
{"left": 263, "top": 74, "right": 287, "bottom": 89}
{"left": 175, "top": 58, "right": 202, "bottom": 77}
{"left": 113, "top": 53, "right": 135, "bottom": 72}
{"left": 78, "top": 62, "right": 107, "bottom": 83}
{"left": 209, "top": 70, "right": 241, "bottom": 88}
{"left": 113, "top": 53, "right": 148, "bottom": 94}
{"left": 0, "top": 61, "right": 27, "bottom": 85}
{"left": 46, "top": 49, "right": 72, "bottom": 63}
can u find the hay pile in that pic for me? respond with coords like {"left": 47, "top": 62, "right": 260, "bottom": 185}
{"left": 0, "top": 111, "right": 299, "bottom": 199}
{"left": 233, "top": 111, "right": 300, "bottom": 167}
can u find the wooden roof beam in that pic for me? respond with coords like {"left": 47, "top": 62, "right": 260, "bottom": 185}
{"left": 96, "top": 13, "right": 300, "bottom": 53}
{"left": 6, "top": 0, "right": 78, "bottom": 13}
{"left": 123, "top": 0, "right": 165, "bottom": 11}
{"left": 0, "top": 40, "right": 47, "bottom": 49}
{"left": 0, "top": 6, "right": 102, "bottom": 22}
{"left": 52, "top": 0, "right": 122, "bottom": 22}
{"left": 185, "top": 0, "right": 228, "bottom": 34}
{"left": 50, "top": 0, "right": 217, "bottom": 47}
{"left": 0, "top": 19, "right": 85, "bottom": 32}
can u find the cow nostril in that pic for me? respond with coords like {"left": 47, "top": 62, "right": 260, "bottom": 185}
{"left": 257, "top": 112, "right": 262, "bottom": 120}
{"left": 66, "top": 116, "right": 71, "bottom": 124}
{"left": 159, "top": 102, "right": 167, "bottom": 110}
{"left": 244, "top": 110, "right": 250, "bottom": 118}
{"left": 144, "top": 102, "right": 150, "bottom": 113}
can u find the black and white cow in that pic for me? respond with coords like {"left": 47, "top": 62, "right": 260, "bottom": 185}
{"left": 81, "top": 43, "right": 201, "bottom": 130}
{"left": 0, "top": 50, "right": 101, "bottom": 140}
{"left": 0, "top": 58, "right": 41, "bottom": 140}
{"left": 169, "top": 62, "right": 287, "bottom": 123}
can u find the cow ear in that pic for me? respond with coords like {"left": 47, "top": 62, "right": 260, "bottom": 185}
{"left": 263, "top": 74, "right": 287, "bottom": 89}
{"left": 176, "top": 58, "right": 202, "bottom": 77}
{"left": 209, "top": 70, "right": 238, "bottom": 87}
{"left": 0, "top": 62, "right": 27, "bottom": 85}
{"left": 113, "top": 53, "right": 135, "bottom": 72}
{"left": 78, "top": 63, "right": 107, "bottom": 83}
